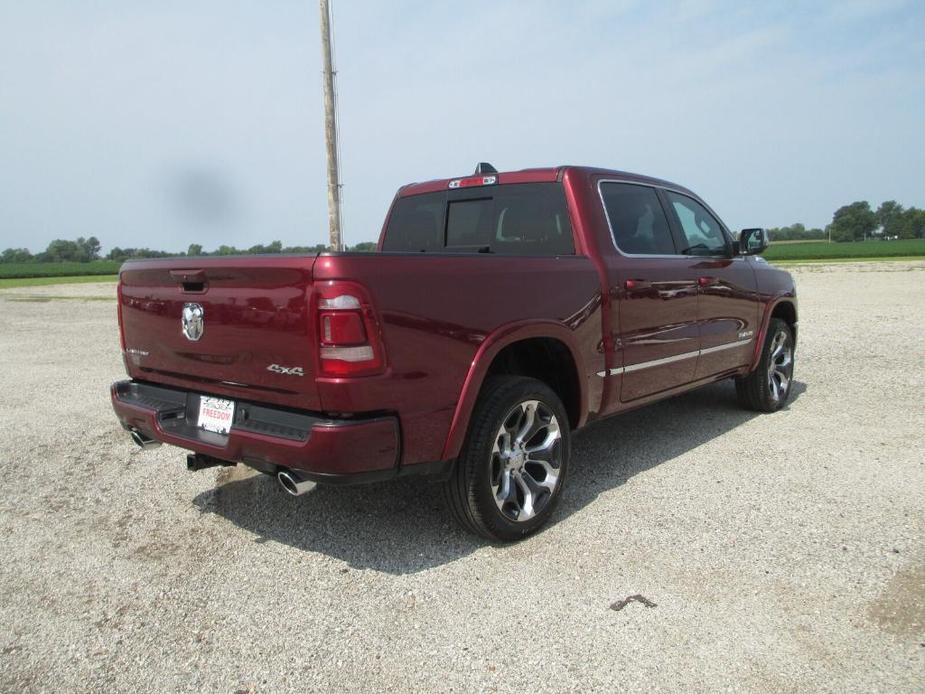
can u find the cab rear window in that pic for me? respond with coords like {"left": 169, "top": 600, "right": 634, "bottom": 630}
{"left": 382, "top": 182, "right": 575, "bottom": 256}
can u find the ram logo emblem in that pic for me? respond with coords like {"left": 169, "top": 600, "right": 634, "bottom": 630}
{"left": 181, "top": 303, "right": 204, "bottom": 342}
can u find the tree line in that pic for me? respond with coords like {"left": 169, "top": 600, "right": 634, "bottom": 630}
{"left": 1, "top": 236, "right": 103, "bottom": 263}
{"left": 765, "top": 224, "right": 826, "bottom": 242}
{"left": 769, "top": 200, "right": 925, "bottom": 243}
{"left": 0, "top": 239, "right": 378, "bottom": 264}
{"left": 828, "top": 201, "right": 924, "bottom": 242}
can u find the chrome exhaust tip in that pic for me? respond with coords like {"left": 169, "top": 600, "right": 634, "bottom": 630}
{"left": 278, "top": 469, "right": 314, "bottom": 496}
{"left": 130, "top": 429, "right": 161, "bottom": 450}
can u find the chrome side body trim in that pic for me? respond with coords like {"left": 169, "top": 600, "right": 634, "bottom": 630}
{"left": 699, "top": 338, "right": 753, "bottom": 355}
{"left": 623, "top": 349, "right": 699, "bottom": 373}
{"left": 596, "top": 338, "right": 752, "bottom": 377}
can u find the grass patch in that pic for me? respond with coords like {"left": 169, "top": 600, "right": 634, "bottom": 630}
{"left": 0, "top": 261, "right": 120, "bottom": 279}
{"left": 0, "top": 274, "right": 118, "bottom": 288}
{"left": 3, "top": 294, "right": 115, "bottom": 302}
{"left": 764, "top": 239, "right": 925, "bottom": 261}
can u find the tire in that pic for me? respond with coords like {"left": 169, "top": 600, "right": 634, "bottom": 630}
{"left": 735, "top": 318, "right": 795, "bottom": 412}
{"left": 444, "top": 376, "right": 570, "bottom": 542}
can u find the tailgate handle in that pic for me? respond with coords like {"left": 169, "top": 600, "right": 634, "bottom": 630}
{"left": 170, "top": 269, "right": 205, "bottom": 280}
{"left": 170, "top": 269, "right": 207, "bottom": 293}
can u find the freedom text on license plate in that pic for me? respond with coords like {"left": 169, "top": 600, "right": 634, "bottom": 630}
{"left": 198, "top": 396, "right": 235, "bottom": 434}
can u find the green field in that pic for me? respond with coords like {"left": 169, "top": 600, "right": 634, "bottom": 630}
{"left": 764, "top": 238, "right": 925, "bottom": 261}
{"left": 0, "top": 240, "right": 923, "bottom": 286}
{"left": 0, "top": 260, "right": 120, "bottom": 279}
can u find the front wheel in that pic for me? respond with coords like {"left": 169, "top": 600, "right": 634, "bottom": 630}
{"left": 444, "top": 376, "right": 570, "bottom": 542}
{"left": 735, "top": 318, "right": 795, "bottom": 412}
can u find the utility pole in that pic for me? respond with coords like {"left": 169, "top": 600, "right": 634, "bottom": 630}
{"left": 319, "top": 0, "right": 342, "bottom": 250}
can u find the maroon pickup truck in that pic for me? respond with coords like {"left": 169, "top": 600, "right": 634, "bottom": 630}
{"left": 111, "top": 164, "right": 797, "bottom": 540}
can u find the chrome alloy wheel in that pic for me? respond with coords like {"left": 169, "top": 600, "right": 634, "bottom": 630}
{"left": 490, "top": 400, "right": 563, "bottom": 522}
{"left": 767, "top": 330, "right": 793, "bottom": 403}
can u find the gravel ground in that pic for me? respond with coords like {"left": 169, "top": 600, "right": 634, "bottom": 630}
{"left": 0, "top": 262, "right": 923, "bottom": 693}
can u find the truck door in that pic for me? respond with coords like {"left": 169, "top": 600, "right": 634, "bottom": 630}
{"left": 661, "top": 190, "right": 760, "bottom": 378}
{"left": 597, "top": 181, "right": 701, "bottom": 403}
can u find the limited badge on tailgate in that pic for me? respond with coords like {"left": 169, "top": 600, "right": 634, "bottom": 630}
{"left": 198, "top": 396, "right": 234, "bottom": 434}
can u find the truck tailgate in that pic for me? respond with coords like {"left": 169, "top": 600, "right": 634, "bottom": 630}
{"left": 118, "top": 255, "right": 321, "bottom": 411}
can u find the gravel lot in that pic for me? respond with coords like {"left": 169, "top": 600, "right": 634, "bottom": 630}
{"left": 1, "top": 261, "right": 923, "bottom": 692}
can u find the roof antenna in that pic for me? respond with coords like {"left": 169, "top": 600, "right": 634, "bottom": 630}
{"left": 474, "top": 162, "right": 497, "bottom": 175}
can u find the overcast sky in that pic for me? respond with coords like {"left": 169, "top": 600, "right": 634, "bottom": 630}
{"left": 1, "top": 0, "right": 923, "bottom": 254}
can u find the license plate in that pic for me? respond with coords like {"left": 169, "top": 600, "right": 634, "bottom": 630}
{"left": 198, "top": 396, "right": 235, "bottom": 434}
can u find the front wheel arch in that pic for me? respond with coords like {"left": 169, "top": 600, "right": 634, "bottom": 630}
{"left": 736, "top": 317, "right": 795, "bottom": 412}
{"left": 750, "top": 297, "right": 797, "bottom": 371}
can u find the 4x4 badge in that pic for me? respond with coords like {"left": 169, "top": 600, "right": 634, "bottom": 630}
{"left": 181, "top": 303, "right": 204, "bottom": 342}
{"left": 267, "top": 364, "right": 304, "bottom": 376}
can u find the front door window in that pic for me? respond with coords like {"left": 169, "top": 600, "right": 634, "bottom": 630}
{"left": 665, "top": 191, "right": 729, "bottom": 257}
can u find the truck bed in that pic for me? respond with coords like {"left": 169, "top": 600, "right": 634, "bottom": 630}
{"left": 118, "top": 252, "right": 603, "bottom": 467}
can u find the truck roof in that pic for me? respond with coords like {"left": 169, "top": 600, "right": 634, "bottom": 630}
{"left": 397, "top": 165, "right": 695, "bottom": 198}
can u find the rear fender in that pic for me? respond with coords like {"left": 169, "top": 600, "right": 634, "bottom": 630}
{"left": 440, "top": 321, "right": 588, "bottom": 460}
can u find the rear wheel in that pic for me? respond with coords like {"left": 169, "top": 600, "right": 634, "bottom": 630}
{"left": 444, "top": 376, "right": 570, "bottom": 542}
{"left": 736, "top": 318, "right": 795, "bottom": 412}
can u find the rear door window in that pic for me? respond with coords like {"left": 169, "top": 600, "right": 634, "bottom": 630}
{"left": 382, "top": 182, "right": 575, "bottom": 256}
{"left": 488, "top": 184, "right": 574, "bottom": 255}
{"left": 600, "top": 183, "right": 676, "bottom": 255}
{"left": 664, "top": 191, "right": 729, "bottom": 256}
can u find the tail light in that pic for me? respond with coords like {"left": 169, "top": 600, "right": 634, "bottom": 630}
{"left": 314, "top": 281, "right": 385, "bottom": 377}
{"left": 117, "top": 281, "right": 126, "bottom": 350}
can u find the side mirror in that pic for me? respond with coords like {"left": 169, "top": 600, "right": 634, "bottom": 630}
{"left": 739, "top": 228, "right": 769, "bottom": 255}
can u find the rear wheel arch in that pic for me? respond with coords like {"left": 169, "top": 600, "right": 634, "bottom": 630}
{"left": 440, "top": 325, "right": 586, "bottom": 460}
{"left": 485, "top": 337, "right": 581, "bottom": 430}
{"left": 443, "top": 375, "right": 571, "bottom": 540}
